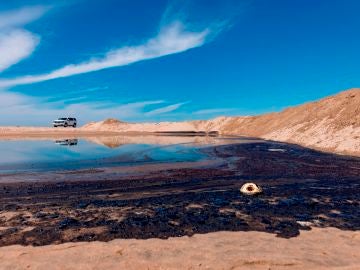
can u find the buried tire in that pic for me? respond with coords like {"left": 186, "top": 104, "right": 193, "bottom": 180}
{"left": 240, "top": 183, "right": 263, "bottom": 195}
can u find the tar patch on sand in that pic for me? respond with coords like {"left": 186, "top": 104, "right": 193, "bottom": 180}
{"left": 0, "top": 142, "right": 359, "bottom": 246}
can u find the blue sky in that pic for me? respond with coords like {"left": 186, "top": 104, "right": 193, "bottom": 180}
{"left": 0, "top": 0, "right": 360, "bottom": 125}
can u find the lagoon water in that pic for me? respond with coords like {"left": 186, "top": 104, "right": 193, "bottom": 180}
{"left": 0, "top": 136, "right": 209, "bottom": 173}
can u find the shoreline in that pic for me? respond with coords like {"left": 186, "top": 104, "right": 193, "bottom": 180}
{"left": 1, "top": 140, "right": 359, "bottom": 269}
{"left": 0, "top": 127, "right": 143, "bottom": 139}
{"left": 1, "top": 141, "right": 359, "bottom": 247}
{"left": 0, "top": 158, "right": 225, "bottom": 184}
{"left": 0, "top": 126, "right": 359, "bottom": 157}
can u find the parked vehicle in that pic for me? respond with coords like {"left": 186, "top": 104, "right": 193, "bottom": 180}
{"left": 53, "top": 117, "right": 77, "bottom": 127}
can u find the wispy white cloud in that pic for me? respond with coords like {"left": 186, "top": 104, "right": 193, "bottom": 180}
{"left": 0, "top": 6, "right": 48, "bottom": 73}
{"left": 0, "top": 30, "right": 39, "bottom": 72}
{"left": 67, "top": 86, "right": 109, "bottom": 95}
{"left": 0, "top": 91, "right": 165, "bottom": 126}
{"left": 0, "top": 22, "right": 209, "bottom": 87}
{"left": 44, "top": 86, "right": 111, "bottom": 103}
{"left": 0, "top": 6, "right": 49, "bottom": 29}
{"left": 145, "top": 102, "right": 187, "bottom": 116}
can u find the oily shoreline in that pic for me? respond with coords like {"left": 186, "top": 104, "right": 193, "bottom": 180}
{"left": 0, "top": 141, "right": 359, "bottom": 247}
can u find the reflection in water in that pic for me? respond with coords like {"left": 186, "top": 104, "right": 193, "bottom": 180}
{"left": 0, "top": 135, "right": 253, "bottom": 173}
{"left": 54, "top": 139, "right": 78, "bottom": 146}
{"left": 84, "top": 134, "right": 256, "bottom": 149}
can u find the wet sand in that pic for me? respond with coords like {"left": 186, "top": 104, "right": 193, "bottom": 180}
{"left": 0, "top": 140, "right": 359, "bottom": 269}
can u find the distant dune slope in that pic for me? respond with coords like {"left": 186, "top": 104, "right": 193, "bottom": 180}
{"left": 215, "top": 88, "right": 360, "bottom": 155}
{"left": 83, "top": 89, "right": 360, "bottom": 156}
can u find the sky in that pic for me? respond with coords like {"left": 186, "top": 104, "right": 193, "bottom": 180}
{"left": 1, "top": 0, "right": 360, "bottom": 126}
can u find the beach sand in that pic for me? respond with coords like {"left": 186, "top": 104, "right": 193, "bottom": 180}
{"left": 1, "top": 227, "right": 359, "bottom": 270}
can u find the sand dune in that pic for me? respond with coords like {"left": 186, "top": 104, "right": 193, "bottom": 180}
{"left": 1, "top": 227, "right": 359, "bottom": 270}
{"left": 214, "top": 88, "right": 360, "bottom": 156}
{"left": 83, "top": 88, "right": 360, "bottom": 156}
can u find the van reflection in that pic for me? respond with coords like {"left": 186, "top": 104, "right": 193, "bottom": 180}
{"left": 54, "top": 139, "right": 78, "bottom": 146}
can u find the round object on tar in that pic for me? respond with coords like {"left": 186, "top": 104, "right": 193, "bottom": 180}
{"left": 240, "top": 183, "right": 262, "bottom": 195}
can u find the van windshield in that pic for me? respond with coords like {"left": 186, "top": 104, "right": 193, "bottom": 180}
{"left": 59, "top": 118, "right": 67, "bottom": 120}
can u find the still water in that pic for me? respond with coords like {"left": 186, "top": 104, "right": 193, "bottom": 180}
{"left": 0, "top": 136, "right": 211, "bottom": 173}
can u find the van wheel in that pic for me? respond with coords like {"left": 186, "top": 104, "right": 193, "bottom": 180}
{"left": 64, "top": 123, "right": 68, "bottom": 127}
{"left": 73, "top": 124, "right": 77, "bottom": 128}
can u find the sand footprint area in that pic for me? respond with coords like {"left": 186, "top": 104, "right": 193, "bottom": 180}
{"left": 1, "top": 227, "right": 359, "bottom": 270}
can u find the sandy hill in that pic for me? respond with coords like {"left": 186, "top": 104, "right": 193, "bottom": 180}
{"left": 214, "top": 88, "right": 360, "bottom": 155}
{"left": 83, "top": 89, "right": 360, "bottom": 156}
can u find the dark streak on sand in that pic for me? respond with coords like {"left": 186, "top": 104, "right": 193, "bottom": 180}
{"left": 0, "top": 142, "right": 359, "bottom": 246}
